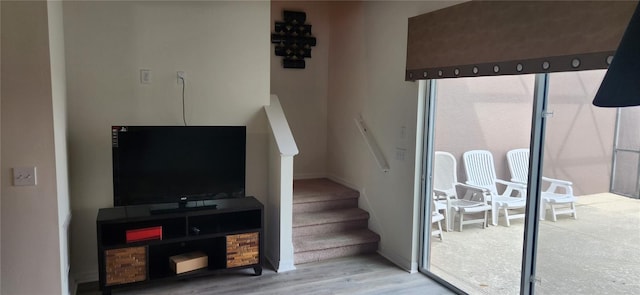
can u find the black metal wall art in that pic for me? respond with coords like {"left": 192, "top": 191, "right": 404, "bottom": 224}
{"left": 271, "top": 11, "right": 317, "bottom": 69}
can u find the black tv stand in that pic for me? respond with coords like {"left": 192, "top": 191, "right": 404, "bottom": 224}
{"left": 96, "top": 197, "right": 263, "bottom": 294}
{"left": 149, "top": 200, "right": 218, "bottom": 215}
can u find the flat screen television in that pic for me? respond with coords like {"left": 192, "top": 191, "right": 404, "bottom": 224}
{"left": 112, "top": 126, "right": 246, "bottom": 207}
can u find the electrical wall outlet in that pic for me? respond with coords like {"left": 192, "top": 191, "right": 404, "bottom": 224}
{"left": 177, "top": 71, "right": 185, "bottom": 84}
{"left": 13, "top": 167, "right": 37, "bottom": 186}
{"left": 140, "top": 69, "right": 151, "bottom": 84}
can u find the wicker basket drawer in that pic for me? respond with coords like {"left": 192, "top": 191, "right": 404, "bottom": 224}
{"left": 226, "top": 232, "right": 259, "bottom": 268}
{"left": 105, "top": 246, "right": 147, "bottom": 286}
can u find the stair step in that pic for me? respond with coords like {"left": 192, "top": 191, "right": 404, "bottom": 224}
{"left": 292, "top": 179, "right": 379, "bottom": 265}
{"left": 294, "top": 230, "right": 380, "bottom": 253}
{"left": 293, "top": 219, "right": 368, "bottom": 238}
{"left": 293, "top": 208, "right": 369, "bottom": 237}
{"left": 293, "top": 208, "right": 369, "bottom": 228}
{"left": 293, "top": 230, "right": 380, "bottom": 264}
{"left": 293, "top": 178, "right": 359, "bottom": 213}
{"left": 295, "top": 243, "right": 378, "bottom": 265}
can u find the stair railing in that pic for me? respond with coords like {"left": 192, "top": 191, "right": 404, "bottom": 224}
{"left": 264, "top": 94, "right": 298, "bottom": 272}
{"left": 355, "top": 115, "right": 390, "bottom": 172}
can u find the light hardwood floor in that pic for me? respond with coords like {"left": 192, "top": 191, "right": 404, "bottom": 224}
{"left": 78, "top": 254, "right": 453, "bottom": 295}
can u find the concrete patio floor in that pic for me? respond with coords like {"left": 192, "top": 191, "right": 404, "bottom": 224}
{"left": 430, "top": 193, "right": 640, "bottom": 294}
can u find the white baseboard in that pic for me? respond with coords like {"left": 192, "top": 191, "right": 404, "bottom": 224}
{"left": 275, "top": 259, "right": 296, "bottom": 273}
{"left": 326, "top": 174, "right": 360, "bottom": 191}
{"left": 377, "top": 249, "right": 415, "bottom": 273}
{"left": 410, "top": 261, "right": 419, "bottom": 273}
{"left": 266, "top": 254, "right": 296, "bottom": 273}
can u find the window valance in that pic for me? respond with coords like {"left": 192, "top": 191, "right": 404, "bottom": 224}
{"left": 405, "top": 1, "right": 637, "bottom": 81}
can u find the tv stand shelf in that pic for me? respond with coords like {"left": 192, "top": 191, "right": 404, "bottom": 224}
{"left": 96, "top": 197, "right": 263, "bottom": 294}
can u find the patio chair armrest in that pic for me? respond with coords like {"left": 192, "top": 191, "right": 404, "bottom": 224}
{"left": 454, "top": 183, "right": 491, "bottom": 203}
{"left": 433, "top": 189, "right": 449, "bottom": 199}
{"left": 542, "top": 177, "right": 573, "bottom": 195}
{"left": 510, "top": 178, "right": 527, "bottom": 184}
{"left": 542, "top": 176, "right": 573, "bottom": 186}
{"left": 464, "top": 180, "right": 485, "bottom": 188}
{"left": 455, "top": 182, "right": 490, "bottom": 193}
{"left": 495, "top": 179, "right": 526, "bottom": 198}
{"left": 495, "top": 179, "right": 526, "bottom": 189}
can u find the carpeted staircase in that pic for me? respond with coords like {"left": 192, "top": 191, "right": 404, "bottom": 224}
{"left": 293, "top": 178, "right": 380, "bottom": 264}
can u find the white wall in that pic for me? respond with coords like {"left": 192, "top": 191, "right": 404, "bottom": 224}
{"left": 1, "top": 1, "right": 65, "bottom": 293}
{"left": 327, "top": 1, "right": 460, "bottom": 271}
{"left": 63, "top": 1, "right": 270, "bottom": 282}
{"left": 271, "top": 1, "right": 330, "bottom": 179}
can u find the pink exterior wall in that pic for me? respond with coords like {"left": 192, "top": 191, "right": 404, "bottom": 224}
{"left": 546, "top": 70, "right": 615, "bottom": 196}
{"left": 434, "top": 70, "right": 615, "bottom": 196}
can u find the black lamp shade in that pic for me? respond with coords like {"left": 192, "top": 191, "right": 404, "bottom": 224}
{"left": 593, "top": 3, "right": 640, "bottom": 107}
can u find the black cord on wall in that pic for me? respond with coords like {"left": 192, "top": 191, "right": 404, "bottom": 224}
{"left": 180, "top": 77, "right": 187, "bottom": 126}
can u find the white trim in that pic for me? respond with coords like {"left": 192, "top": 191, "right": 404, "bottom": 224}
{"left": 264, "top": 95, "right": 299, "bottom": 157}
{"left": 377, "top": 249, "right": 415, "bottom": 273}
{"left": 415, "top": 80, "right": 430, "bottom": 272}
{"left": 266, "top": 254, "right": 296, "bottom": 273}
{"left": 276, "top": 260, "right": 296, "bottom": 273}
{"left": 326, "top": 174, "right": 360, "bottom": 191}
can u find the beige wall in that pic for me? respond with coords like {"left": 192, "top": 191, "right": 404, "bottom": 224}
{"left": 1, "top": 1, "right": 64, "bottom": 294}
{"left": 326, "top": 1, "right": 460, "bottom": 271}
{"left": 271, "top": 1, "right": 329, "bottom": 179}
{"left": 63, "top": 1, "right": 270, "bottom": 281}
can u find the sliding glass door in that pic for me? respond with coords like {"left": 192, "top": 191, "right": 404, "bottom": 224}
{"left": 419, "top": 70, "right": 640, "bottom": 294}
{"left": 420, "top": 74, "right": 536, "bottom": 294}
{"left": 535, "top": 70, "right": 640, "bottom": 294}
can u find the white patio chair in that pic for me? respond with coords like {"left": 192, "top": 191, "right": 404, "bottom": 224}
{"left": 506, "top": 148, "right": 577, "bottom": 221}
{"left": 434, "top": 151, "right": 457, "bottom": 199}
{"left": 433, "top": 151, "right": 458, "bottom": 231}
{"left": 448, "top": 183, "right": 492, "bottom": 231}
{"left": 463, "top": 150, "right": 527, "bottom": 226}
{"left": 431, "top": 199, "right": 445, "bottom": 241}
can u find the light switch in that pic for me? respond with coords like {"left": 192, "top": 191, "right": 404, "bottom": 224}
{"left": 395, "top": 148, "right": 406, "bottom": 161}
{"left": 13, "top": 167, "right": 37, "bottom": 186}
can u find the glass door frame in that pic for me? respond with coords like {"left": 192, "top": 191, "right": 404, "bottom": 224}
{"left": 417, "top": 74, "right": 553, "bottom": 295}
{"left": 611, "top": 108, "right": 640, "bottom": 198}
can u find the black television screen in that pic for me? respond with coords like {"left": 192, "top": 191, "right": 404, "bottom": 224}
{"left": 112, "top": 126, "right": 246, "bottom": 206}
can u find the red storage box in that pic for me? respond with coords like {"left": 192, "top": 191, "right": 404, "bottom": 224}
{"left": 126, "top": 226, "right": 162, "bottom": 243}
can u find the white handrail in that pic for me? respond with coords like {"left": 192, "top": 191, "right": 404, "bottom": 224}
{"left": 355, "top": 115, "right": 390, "bottom": 172}
{"left": 265, "top": 95, "right": 299, "bottom": 156}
